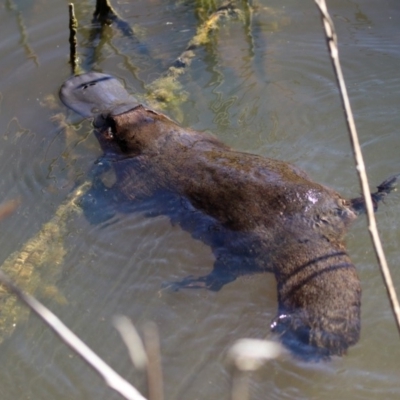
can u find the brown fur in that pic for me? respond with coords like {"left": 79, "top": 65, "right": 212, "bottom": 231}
{"left": 91, "top": 106, "right": 361, "bottom": 359}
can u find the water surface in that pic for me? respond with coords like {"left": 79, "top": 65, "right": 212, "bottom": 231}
{"left": 0, "top": 0, "right": 399, "bottom": 399}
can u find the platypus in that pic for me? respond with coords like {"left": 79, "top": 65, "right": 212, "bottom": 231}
{"left": 60, "top": 72, "right": 397, "bottom": 359}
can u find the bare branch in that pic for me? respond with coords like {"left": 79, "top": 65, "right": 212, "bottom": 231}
{"left": 93, "top": 0, "right": 135, "bottom": 38}
{"left": 113, "top": 318, "right": 164, "bottom": 400}
{"left": 143, "top": 322, "right": 164, "bottom": 400}
{"left": 68, "top": 3, "right": 80, "bottom": 75}
{"left": 0, "top": 271, "right": 147, "bottom": 400}
{"left": 113, "top": 315, "right": 148, "bottom": 371}
{"left": 314, "top": 0, "right": 400, "bottom": 333}
{"left": 228, "top": 339, "right": 282, "bottom": 400}
{"left": 93, "top": 0, "right": 118, "bottom": 24}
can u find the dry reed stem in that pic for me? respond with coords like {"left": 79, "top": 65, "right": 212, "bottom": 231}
{"left": 314, "top": 0, "right": 400, "bottom": 333}
{"left": 231, "top": 369, "right": 250, "bottom": 400}
{"left": 143, "top": 322, "right": 164, "bottom": 400}
{"left": 0, "top": 271, "right": 147, "bottom": 400}
{"left": 228, "top": 339, "right": 282, "bottom": 400}
{"left": 113, "top": 316, "right": 149, "bottom": 371}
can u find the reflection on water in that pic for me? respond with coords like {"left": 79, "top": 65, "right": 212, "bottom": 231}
{"left": 0, "top": 0, "right": 400, "bottom": 399}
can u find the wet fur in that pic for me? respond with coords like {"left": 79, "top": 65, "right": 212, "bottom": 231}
{"left": 88, "top": 106, "right": 362, "bottom": 359}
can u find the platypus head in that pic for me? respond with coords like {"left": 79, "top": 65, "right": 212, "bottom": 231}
{"left": 60, "top": 72, "right": 143, "bottom": 155}
{"left": 60, "top": 72, "right": 165, "bottom": 157}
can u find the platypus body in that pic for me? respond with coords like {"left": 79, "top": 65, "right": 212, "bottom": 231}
{"left": 60, "top": 72, "right": 396, "bottom": 359}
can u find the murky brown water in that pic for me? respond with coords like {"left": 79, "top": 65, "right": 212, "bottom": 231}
{"left": 0, "top": 0, "right": 399, "bottom": 399}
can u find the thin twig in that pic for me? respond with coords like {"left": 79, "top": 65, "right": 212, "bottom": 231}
{"left": 93, "top": 0, "right": 118, "bottom": 24}
{"left": 0, "top": 271, "right": 147, "bottom": 400}
{"left": 231, "top": 370, "right": 250, "bottom": 400}
{"left": 86, "top": 0, "right": 149, "bottom": 73}
{"left": 68, "top": 3, "right": 79, "bottom": 75}
{"left": 93, "top": 0, "right": 136, "bottom": 38}
{"left": 113, "top": 317, "right": 165, "bottom": 400}
{"left": 314, "top": 0, "right": 400, "bottom": 333}
{"left": 143, "top": 322, "right": 164, "bottom": 400}
{"left": 228, "top": 339, "right": 282, "bottom": 400}
{"left": 113, "top": 315, "right": 148, "bottom": 371}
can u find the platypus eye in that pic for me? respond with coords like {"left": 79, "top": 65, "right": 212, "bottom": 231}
{"left": 104, "top": 126, "right": 114, "bottom": 140}
{"left": 93, "top": 113, "right": 117, "bottom": 140}
{"left": 101, "top": 117, "right": 118, "bottom": 140}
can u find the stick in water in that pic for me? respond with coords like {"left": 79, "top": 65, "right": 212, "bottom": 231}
{"left": 68, "top": 3, "right": 80, "bottom": 75}
{"left": 0, "top": 270, "right": 147, "bottom": 400}
{"left": 314, "top": 0, "right": 400, "bottom": 334}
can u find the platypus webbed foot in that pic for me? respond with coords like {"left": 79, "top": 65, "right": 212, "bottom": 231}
{"left": 350, "top": 173, "right": 399, "bottom": 213}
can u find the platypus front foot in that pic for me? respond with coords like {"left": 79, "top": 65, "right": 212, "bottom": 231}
{"left": 162, "top": 271, "right": 236, "bottom": 292}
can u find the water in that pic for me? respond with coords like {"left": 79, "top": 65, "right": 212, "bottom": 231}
{"left": 0, "top": 0, "right": 400, "bottom": 399}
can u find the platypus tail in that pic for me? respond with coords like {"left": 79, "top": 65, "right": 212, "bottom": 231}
{"left": 350, "top": 174, "right": 399, "bottom": 214}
